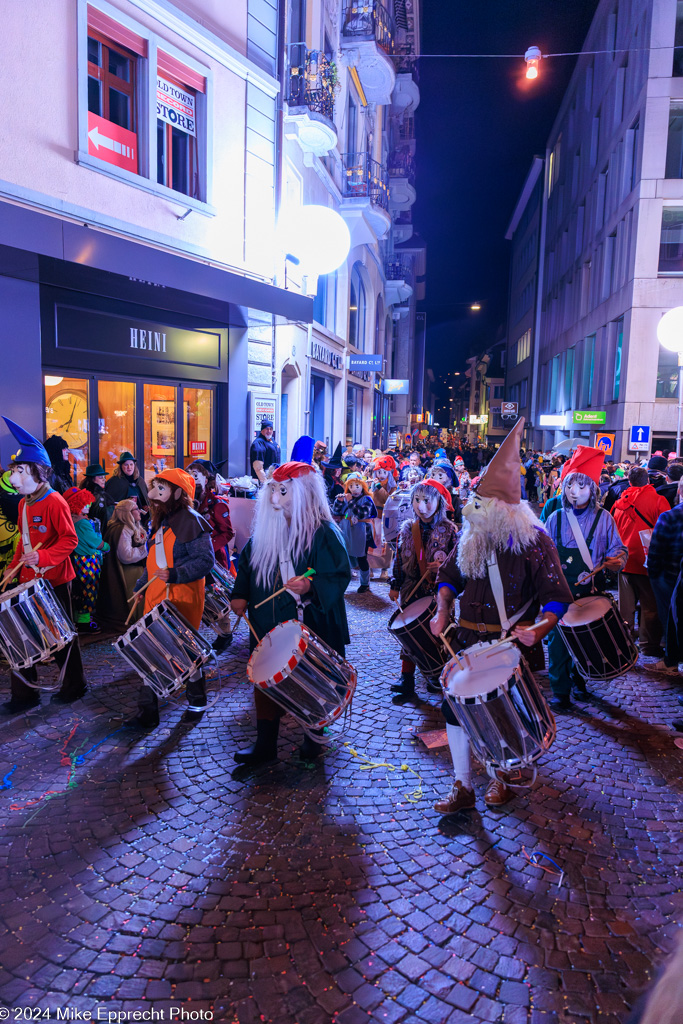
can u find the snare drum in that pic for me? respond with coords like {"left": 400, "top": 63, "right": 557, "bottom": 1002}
{"left": 114, "top": 600, "right": 213, "bottom": 698}
{"left": 388, "top": 596, "right": 449, "bottom": 676}
{"left": 0, "top": 579, "right": 76, "bottom": 669}
{"left": 247, "top": 620, "right": 357, "bottom": 734}
{"left": 558, "top": 593, "right": 637, "bottom": 680}
{"left": 442, "top": 641, "right": 556, "bottom": 772}
{"left": 202, "top": 564, "right": 235, "bottom": 636}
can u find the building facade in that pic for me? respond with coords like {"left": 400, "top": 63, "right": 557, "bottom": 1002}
{"left": 0, "top": 0, "right": 424, "bottom": 483}
{"left": 527, "top": 0, "right": 683, "bottom": 458}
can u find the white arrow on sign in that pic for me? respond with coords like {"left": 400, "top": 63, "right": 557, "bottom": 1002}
{"left": 88, "top": 125, "right": 115, "bottom": 153}
{"left": 637, "top": 427, "right": 645, "bottom": 441}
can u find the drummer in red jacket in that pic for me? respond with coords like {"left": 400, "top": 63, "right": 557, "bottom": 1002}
{"left": 1, "top": 417, "right": 86, "bottom": 714}
{"left": 611, "top": 465, "right": 670, "bottom": 657}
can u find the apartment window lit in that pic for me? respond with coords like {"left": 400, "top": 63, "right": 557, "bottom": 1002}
{"left": 348, "top": 262, "right": 367, "bottom": 350}
{"left": 515, "top": 329, "right": 531, "bottom": 365}
{"left": 659, "top": 208, "right": 683, "bottom": 272}
{"left": 157, "top": 67, "right": 200, "bottom": 199}
{"left": 657, "top": 349, "right": 680, "bottom": 398}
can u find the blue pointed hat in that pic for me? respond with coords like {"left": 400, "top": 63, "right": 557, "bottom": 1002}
{"left": 2, "top": 417, "right": 51, "bottom": 467}
{"left": 290, "top": 434, "right": 315, "bottom": 464}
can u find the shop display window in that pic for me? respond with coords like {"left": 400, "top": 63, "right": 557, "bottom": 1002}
{"left": 144, "top": 382, "right": 176, "bottom": 484}
{"left": 97, "top": 380, "right": 136, "bottom": 474}
{"left": 183, "top": 388, "right": 213, "bottom": 468}
{"left": 44, "top": 375, "right": 89, "bottom": 482}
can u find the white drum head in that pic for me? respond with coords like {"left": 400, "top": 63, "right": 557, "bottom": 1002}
{"left": 248, "top": 620, "right": 307, "bottom": 686}
{"left": 444, "top": 642, "right": 520, "bottom": 700}
{"left": 562, "top": 595, "right": 612, "bottom": 626}
{"left": 393, "top": 595, "right": 434, "bottom": 628}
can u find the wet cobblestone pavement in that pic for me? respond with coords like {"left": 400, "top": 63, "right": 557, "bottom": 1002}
{"left": 0, "top": 579, "right": 682, "bottom": 1023}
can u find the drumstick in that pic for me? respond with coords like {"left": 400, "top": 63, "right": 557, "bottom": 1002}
{"left": 241, "top": 613, "right": 260, "bottom": 644}
{"left": 127, "top": 573, "right": 160, "bottom": 602}
{"left": 404, "top": 569, "right": 433, "bottom": 605}
{"left": 253, "top": 568, "right": 316, "bottom": 609}
{"left": 577, "top": 562, "right": 606, "bottom": 584}
{"left": 485, "top": 619, "right": 551, "bottom": 655}
{"left": 440, "top": 630, "right": 464, "bottom": 668}
{"left": 0, "top": 543, "right": 43, "bottom": 592}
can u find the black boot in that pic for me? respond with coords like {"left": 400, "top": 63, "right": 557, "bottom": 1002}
{"left": 299, "top": 731, "right": 325, "bottom": 761}
{"left": 127, "top": 685, "right": 160, "bottom": 729}
{"left": 212, "top": 632, "right": 233, "bottom": 652}
{"left": 391, "top": 673, "right": 416, "bottom": 696}
{"left": 183, "top": 673, "right": 207, "bottom": 722}
{"left": 0, "top": 696, "right": 40, "bottom": 715}
{"left": 234, "top": 718, "right": 279, "bottom": 764}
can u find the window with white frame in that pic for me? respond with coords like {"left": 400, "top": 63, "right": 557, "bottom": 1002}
{"left": 81, "top": 1, "right": 210, "bottom": 208}
{"left": 515, "top": 329, "right": 531, "bottom": 365}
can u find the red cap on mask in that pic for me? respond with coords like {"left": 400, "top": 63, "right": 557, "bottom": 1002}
{"left": 421, "top": 478, "right": 453, "bottom": 511}
{"left": 272, "top": 461, "right": 316, "bottom": 482}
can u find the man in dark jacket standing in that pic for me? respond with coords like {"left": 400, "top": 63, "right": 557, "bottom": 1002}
{"left": 250, "top": 420, "right": 280, "bottom": 483}
{"left": 655, "top": 460, "right": 683, "bottom": 508}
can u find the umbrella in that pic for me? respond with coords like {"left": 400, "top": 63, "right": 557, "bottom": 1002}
{"left": 551, "top": 437, "right": 582, "bottom": 454}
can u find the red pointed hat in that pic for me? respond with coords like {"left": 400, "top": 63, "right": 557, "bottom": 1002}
{"left": 477, "top": 417, "right": 526, "bottom": 504}
{"left": 559, "top": 445, "right": 605, "bottom": 484}
{"left": 272, "top": 461, "right": 316, "bottom": 482}
{"left": 421, "top": 478, "right": 453, "bottom": 511}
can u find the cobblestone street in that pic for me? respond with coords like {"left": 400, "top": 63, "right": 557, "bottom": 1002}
{"left": 0, "top": 580, "right": 681, "bottom": 1024}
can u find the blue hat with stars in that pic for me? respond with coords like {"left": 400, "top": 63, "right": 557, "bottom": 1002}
{"left": 2, "top": 416, "right": 51, "bottom": 467}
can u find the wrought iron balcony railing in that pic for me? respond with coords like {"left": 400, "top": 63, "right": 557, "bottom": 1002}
{"left": 398, "top": 116, "right": 415, "bottom": 142}
{"left": 342, "top": 152, "right": 389, "bottom": 211}
{"left": 385, "top": 255, "right": 411, "bottom": 281}
{"left": 342, "top": 0, "right": 395, "bottom": 55}
{"left": 287, "top": 45, "right": 337, "bottom": 123}
{"left": 387, "top": 149, "right": 416, "bottom": 182}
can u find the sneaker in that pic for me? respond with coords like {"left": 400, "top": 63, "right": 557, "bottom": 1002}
{"left": 484, "top": 775, "right": 513, "bottom": 807}
{"left": 433, "top": 781, "right": 476, "bottom": 815}
{"left": 642, "top": 660, "right": 680, "bottom": 676}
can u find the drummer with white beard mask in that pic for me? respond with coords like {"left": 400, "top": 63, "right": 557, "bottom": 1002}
{"left": 230, "top": 462, "right": 351, "bottom": 765}
{"left": 543, "top": 446, "right": 627, "bottom": 712}
{"left": 429, "top": 418, "right": 573, "bottom": 813}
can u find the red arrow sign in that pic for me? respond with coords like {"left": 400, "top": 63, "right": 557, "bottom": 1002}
{"left": 87, "top": 112, "right": 137, "bottom": 174}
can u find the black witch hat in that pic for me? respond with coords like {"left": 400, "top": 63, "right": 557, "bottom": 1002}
{"left": 322, "top": 442, "right": 343, "bottom": 469}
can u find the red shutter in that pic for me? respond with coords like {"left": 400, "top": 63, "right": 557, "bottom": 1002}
{"left": 158, "top": 50, "right": 206, "bottom": 93}
{"left": 87, "top": 6, "right": 147, "bottom": 56}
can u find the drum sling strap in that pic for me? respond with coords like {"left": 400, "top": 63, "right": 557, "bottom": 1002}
{"left": 485, "top": 552, "right": 532, "bottom": 636}
{"left": 558, "top": 509, "right": 603, "bottom": 591}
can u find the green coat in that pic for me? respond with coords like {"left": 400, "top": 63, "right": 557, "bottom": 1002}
{"left": 232, "top": 522, "right": 351, "bottom": 657}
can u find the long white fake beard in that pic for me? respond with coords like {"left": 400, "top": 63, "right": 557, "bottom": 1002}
{"left": 457, "top": 499, "right": 544, "bottom": 579}
{"left": 250, "top": 473, "right": 335, "bottom": 589}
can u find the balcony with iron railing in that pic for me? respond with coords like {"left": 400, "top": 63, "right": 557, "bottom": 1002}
{"left": 387, "top": 149, "right": 415, "bottom": 183}
{"left": 339, "top": 151, "right": 391, "bottom": 244}
{"left": 341, "top": 1, "right": 396, "bottom": 105}
{"left": 384, "top": 254, "right": 413, "bottom": 306}
{"left": 387, "top": 148, "right": 416, "bottom": 213}
{"left": 284, "top": 45, "right": 338, "bottom": 156}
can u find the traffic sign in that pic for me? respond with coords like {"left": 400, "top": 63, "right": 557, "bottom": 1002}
{"left": 629, "top": 424, "right": 650, "bottom": 452}
{"left": 595, "top": 432, "right": 615, "bottom": 458}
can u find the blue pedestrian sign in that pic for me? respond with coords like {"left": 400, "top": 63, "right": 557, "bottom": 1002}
{"left": 629, "top": 424, "right": 650, "bottom": 451}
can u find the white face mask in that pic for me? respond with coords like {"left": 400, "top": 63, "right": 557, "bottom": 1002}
{"left": 374, "top": 469, "right": 389, "bottom": 483}
{"left": 10, "top": 465, "right": 39, "bottom": 495}
{"left": 269, "top": 480, "right": 292, "bottom": 516}
{"left": 431, "top": 468, "right": 450, "bottom": 486}
{"left": 413, "top": 493, "right": 439, "bottom": 522}
{"left": 349, "top": 483, "right": 363, "bottom": 497}
{"left": 462, "top": 493, "right": 494, "bottom": 525}
{"left": 190, "top": 469, "right": 207, "bottom": 490}
{"left": 565, "top": 479, "right": 592, "bottom": 508}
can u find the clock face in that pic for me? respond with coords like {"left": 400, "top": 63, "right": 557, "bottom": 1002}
{"left": 45, "top": 390, "right": 89, "bottom": 449}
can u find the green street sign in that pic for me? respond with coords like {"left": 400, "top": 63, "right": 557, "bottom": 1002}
{"left": 573, "top": 410, "right": 606, "bottom": 425}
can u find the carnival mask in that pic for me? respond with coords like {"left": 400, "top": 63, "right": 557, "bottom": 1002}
{"left": 148, "top": 479, "right": 175, "bottom": 503}
{"left": 413, "top": 492, "right": 439, "bottom": 522}
{"left": 430, "top": 468, "right": 451, "bottom": 486}
{"left": 348, "top": 482, "right": 364, "bottom": 497}
{"left": 462, "top": 492, "right": 494, "bottom": 525}
{"left": 565, "top": 475, "right": 592, "bottom": 509}
{"left": 9, "top": 464, "right": 39, "bottom": 495}
{"left": 374, "top": 469, "right": 389, "bottom": 483}
{"left": 269, "top": 480, "right": 292, "bottom": 516}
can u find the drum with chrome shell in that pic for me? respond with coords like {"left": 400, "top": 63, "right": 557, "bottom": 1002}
{"left": 441, "top": 640, "right": 556, "bottom": 772}
{"left": 202, "top": 563, "right": 235, "bottom": 636}
{"left": 247, "top": 620, "right": 357, "bottom": 735}
{"left": 388, "top": 595, "right": 450, "bottom": 676}
{"left": 114, "top": 600, "right": 213, "bottom": 698}
{"left": 0, "top": 578, "right": 76, "bottom": 669}
{"left": 557, "top": 594, "right": 637, "bottom": 680}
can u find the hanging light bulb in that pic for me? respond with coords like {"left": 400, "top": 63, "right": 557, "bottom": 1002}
{"left": 525, "top": 45, "right": 541, "bottom": 80}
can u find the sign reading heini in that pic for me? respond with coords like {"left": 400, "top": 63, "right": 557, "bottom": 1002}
{"left": 157, "top": 76, "right": 196, "bottom": 135}
{"left": 573, "top": 410, "right": 606, "bottom": 425}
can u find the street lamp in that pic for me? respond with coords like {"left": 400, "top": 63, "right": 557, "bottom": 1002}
{"left": 657, "top": 306, "right": 683, "bottom": 454}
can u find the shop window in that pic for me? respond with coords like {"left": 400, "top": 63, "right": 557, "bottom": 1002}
{"left": 613, "top": 317, "right": 623, "bottom": 401}
{"left": 88, "top": 34, "right": 137, "bottom": 133}
{"left": 346, "top": 384, "right": 363, "bottom": 445}
{"left": 183, "top": 387, "right": 213, "bottom": 468}
{"left": 44, "top": 375, "right": 90, "bottom": 482}
{"left": 659, "top": 207, "right": 683, "bottom": 273}
{"left": 97, "top": 379, "right": 136, "bottom": 472}
{"left": 657, "top": 348, "right": 679, "bottom": 398}
{"left": 144, "top": 382, "right": 176, "bottom": 484}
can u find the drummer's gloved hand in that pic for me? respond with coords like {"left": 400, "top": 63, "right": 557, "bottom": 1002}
{"left": 512, "top": 613, "right": 558, "bottom": 647}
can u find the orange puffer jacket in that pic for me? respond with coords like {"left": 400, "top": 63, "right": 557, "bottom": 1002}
{"left": 611, "top": 484, "right": 670, "bottom": 574}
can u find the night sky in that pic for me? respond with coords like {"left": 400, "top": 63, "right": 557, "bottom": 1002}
{"left": 415, "top": 0, "right": 601, "bottom": 417}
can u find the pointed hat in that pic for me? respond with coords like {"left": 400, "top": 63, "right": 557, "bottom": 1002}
{"left": 2, "top": 416, "right": 51, "bottom": 467}
{"left": 477, "top": 417, "right": 525, "bottom": 504}
{"left": 290, "top": 434, "right": 315, "bottom": 464}
{"left": 323, "top": 442, "right": 344, "bottom": 469}
{"left": 560, "top": 445, "right": 605, "bottom": 484}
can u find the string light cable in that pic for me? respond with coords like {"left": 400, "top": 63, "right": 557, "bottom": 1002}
{"left": 390, "top": 46, "right": 681, "bottom": 59}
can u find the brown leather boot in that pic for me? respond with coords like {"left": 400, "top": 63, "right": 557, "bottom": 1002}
{"left": 484, "top": 773, "right": 513, "bottom": 806}
{"left": 433, "top": 781, "right": 476, "bottom": 814}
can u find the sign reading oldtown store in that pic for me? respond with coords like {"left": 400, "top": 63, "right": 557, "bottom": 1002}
{"left": 156, "top": 76, "right": 196, "bottom": 135}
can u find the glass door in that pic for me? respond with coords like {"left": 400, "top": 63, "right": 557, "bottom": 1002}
{"left": 183, "top": 387, "right": 213, "bottom": 468}
{"left": 144, "top": 382, "right": 177, "bottom": 487}
{"left": 97, "top": 379, "right": 136, "bottom": 474}
{"left": 44, "top": 374, "right": 90, "bottom": 484}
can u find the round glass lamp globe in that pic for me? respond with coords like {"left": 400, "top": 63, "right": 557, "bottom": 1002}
{"left": 280, "top": 205, "right": 351, "bottom": 275}
{"left": 656, "top": 306, "right": 683, "bottom": 353}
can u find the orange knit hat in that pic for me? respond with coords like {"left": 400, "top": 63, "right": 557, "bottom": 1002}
{"left": 155, "top": 468, "right": 196, "bottom": 500}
